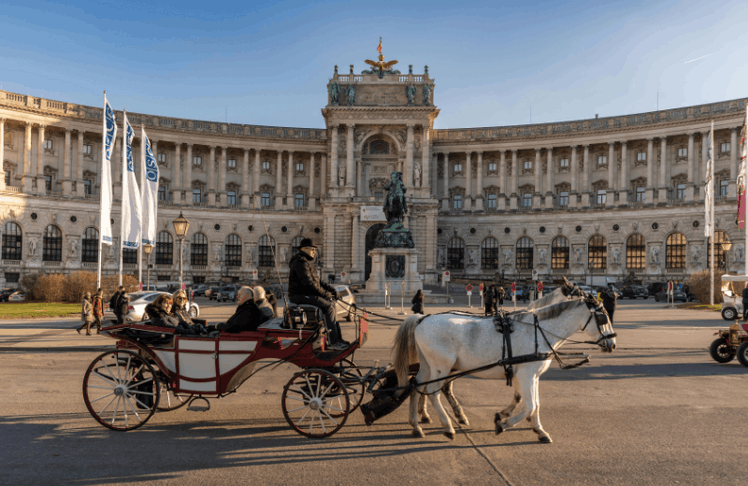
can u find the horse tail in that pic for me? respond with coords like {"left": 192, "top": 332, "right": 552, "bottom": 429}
{"left": 392, "top": 314, "right": 423, "bottom": 387}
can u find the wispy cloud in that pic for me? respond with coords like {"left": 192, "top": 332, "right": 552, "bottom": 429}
{"left": 684, "top": 53, "right": 713, "bottom": 64}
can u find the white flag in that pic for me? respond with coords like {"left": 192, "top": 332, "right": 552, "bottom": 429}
{"left": 704, "top": 121, "right": 714, "bottom": 237}
{"left": 121, "top": 112, "right": 142, "bottom": 250}
{"left": 140, "top": 127, "right": 159, "bottom": 246}
{"left": 100, "top": 96, "right": 117, "bottom": 246}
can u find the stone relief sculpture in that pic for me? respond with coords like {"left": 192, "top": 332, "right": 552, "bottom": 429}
{"left": 574, "top": 247, "right": 584, "bottom": 264}
{"left": 538, "top": 248, "right": 547, "bottom": 265}
{"left": 691, "top": 246, "right": 701, "bottom": 265}
{"left": 214, "top": 245, "right": 222, "bottom": 264}
{"left": 338, "top": 165, "right": 347, "bottom": 186}
{"left": 413, "top": 161, "right": 422, "bottom": 186}
{"left": 182, "top": 242, "right": 190, "bottom": 263}
{"left": 246, "top": 246, "right": 255, "bottom": 267}
{"left": 735, "top": 244, "right": 745, "bottom": 263}
{"left": 107, "top": 243, "right": 116, "bottom": 262}
{"left": 468, "top": 248, "right": 479, "bottom": 267}
{"left": 649, "top": 246, "right": 660, "bottom": 265}
{"left": 28, "top": 237, "right": 37, "bottom": 256}
{"left": 68, "top": 239, "right": 78, "bottom": 258}
{"left": 281, "top": 247, "right": 289, "bottom": 265}
{"left": 329, "top": 81, "right": 340, "bottom": 105}
{"left": 437, "top": 248, "right": 446, "bottom": 269}
{"left": 611, "top": 247, "right": 621, "bottom": 265}
{"left": 503, "top": 249, "right": 513, "bottom": 265}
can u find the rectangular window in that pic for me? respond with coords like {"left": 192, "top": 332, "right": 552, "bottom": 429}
{"left": 4, "top": 272, "right": 20, "bottom": 283}
{"left": 559, "top": 158, "right": 569, "bottom": 169}
{"left": 158, "top": 274, "right": 171, "bottom": 281}
{"left": 227, "top": 191, "right": 236, "bottom": 205}
{"left": 193, "top": 156, "right": 202, "bottom": 166}
{"left": 228, "top": 158, "right": 237, "bottom": 169}
{"left": 523, "top": 193, "right": 532, "bottom": 207}
{"left": 122, "top": 248, "right": 137, "bottom": 264}
{"left": 157, "top": 153, "right": 166, "bottom": 163}
{"left": 488, "top": 162, "right": 497, "bottom": 172}
{"left": 158, "top": 186, "right": 166, "bottom": 201}
{"left": 597, "top": 155, "right": 607, "bottom": 166}
{"left": 523, "top": 161, "right": 532, "bottom": 170}
{"left": 676, "top": 184, "right": 686, "bottom": 200}
{"left": 83, "top": 180, "right": 92, "bottom": 196}
{"left": 261, "top": 193, "right": 271, "bottom": 207}
{"left": 636, "top": 187, "right": 646, "bottom": 202}
{"left": 294, "top": 194, "right": 305, "bottom": 208}
{"left": 720, "top": 180, "right": 729, "bottom": 196}
{"left": 558, "top": 192, "right": 569, "bottom": 207}
{"left": 193, "top": 189, "right": 202, "bottom": 203}
{"left": 83, "top": 144, "right": 92, "bottom": 155}
{"left": 4, "top": 172, "right": 9, "bottom": 186}
{"left": 596, "top": 190, "right": 606, "bottom": 204}
{"left": 720, "top": 142, "right": 731, "bottom": 154}
{"left": 637, "top": 152, "right": 646, "bottom": 161}
{"left": 452, "top": 195, "right": 462, "bottom": 209}
{"left": 43, "top": 139, "right": 53, "bottom": 150}
{"left": 487, "top": 194, "right": 497, "bottom": 208}
{"left": 262, "top": 160, "right": 271, "bottom": 171}
{"left": 677, "top": 147, "right": 687, "bottom": 157}
{"left": 453, "top": 163, "right": 463, "bottom": 173}
{"left": 295, "top": 162, "right": 304, "bottom": 172}
{"left": 45, "top": 175, "right": 52, "bottom": 191}
{"left": 193, "top": 275, "right": 206, "bottom": 284}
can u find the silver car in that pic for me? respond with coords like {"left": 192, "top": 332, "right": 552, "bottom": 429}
{"left": 124, "top": 291, "right": 200, "bottom": 322}
{"left": 334, "top": 285, "right": 356, "bottom": 322}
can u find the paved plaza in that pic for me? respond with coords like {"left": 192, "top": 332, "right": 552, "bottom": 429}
{"left": 1, "top": 298, "right": 748, "bottom": 485}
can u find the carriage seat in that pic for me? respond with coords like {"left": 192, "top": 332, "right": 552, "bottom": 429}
{"left": 283, "top": 304, "right": 325, "bottom": 330}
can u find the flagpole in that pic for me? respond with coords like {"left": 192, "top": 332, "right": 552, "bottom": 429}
{"left": 743, "top": 106, "right": 748, "bottom": 277}
{"left": 138, "top": 126, "right": 144, "bottom": 289}
{"left": 710, "top": 121, "right": 715, "bottom": 306}
{"left": 119, "top": 110, "right": 127, "bottom": 286}
{"left": 97, "top": 91, "right": 106, "bottom": 289}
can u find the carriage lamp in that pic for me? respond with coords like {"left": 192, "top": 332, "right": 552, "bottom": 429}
{"left": 143, "top": 243, "right": 154, "bottom": 290}
{"left": 173, "top": 212, "right": 191, "bottom": 290}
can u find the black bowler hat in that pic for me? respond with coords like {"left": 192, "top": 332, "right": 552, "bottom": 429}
{"left": 300, "top": 238, "right": 316, "bottom": 249}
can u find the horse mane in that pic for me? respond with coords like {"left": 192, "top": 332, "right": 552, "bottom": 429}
{"left": 514, "top": 297, "right": 583, "bottom": 322}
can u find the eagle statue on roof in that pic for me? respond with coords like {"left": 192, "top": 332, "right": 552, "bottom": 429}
{"left": 363, "top": 37, "right": 400, "bottom": 78}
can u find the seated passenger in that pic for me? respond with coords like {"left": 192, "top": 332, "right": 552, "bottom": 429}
{"left": 252, "top": 286, "right": 275, "bottom": 321}
{"left": 217, "top": 286, "right": 269, "bottom": 333}
{"left": 145, "top": 294, "right": 179, "bottom": 328}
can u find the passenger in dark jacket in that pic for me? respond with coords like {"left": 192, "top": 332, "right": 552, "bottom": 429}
{"left": 601, "top": 289, "right": 619, "bottom": 323}
{"left": 116, "top": 291, "right": 130, "bottom": 324}
{"left": 217, "top": 287, "right": 269, "bottom": 333}
{"left": 288, "top": 238, "right": 345, "bottom": 349}
{"left": 145, "top": 294, "right": 179, "bottom": 328}
{"left": 411, "top": 290, "right": 425, "bottom": 314}
{"left": 484, "top": 286, "right": 494, "bottom": 316}
{"left": 742, "top": 283, "right": 748, "bottom": 320}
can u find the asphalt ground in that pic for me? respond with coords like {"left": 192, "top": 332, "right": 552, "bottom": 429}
{"left": 1, "top": 297, "right": 747, "bottom": 485}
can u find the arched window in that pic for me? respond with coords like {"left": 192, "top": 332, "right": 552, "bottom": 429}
{"left": 588, "top": 235, "right": 607, "bottom": 269}
{"left": 191, "top": 233, "right": 208, "bottom": 266}
{"left": 551, "top": 236, "right": 569, "bottom": 270}
{"left": 626, "top": 234, "right": 645, "bottom": 269}
{"left": 516, "top": 237, "right": 533, "bottom": 269}
{"left": 43, "top": 225, "right": 62, "bottom": 262}
{"left": 666, "top": 233, "right": 686, "bottom": 269}
{"left": 259, "top": 235, "right": 276, "bottom": 267}
{"left": 481, "top": 237, "right": 499, "bottom": 270}
{"left": 156, "top": 231, "right": 173, "bottom": 265}
{"left": 225, "top": 234, "right": 242, "bottom": 267}
{"left": 447, "top": 237, "right": 465, "bottom": 269}
{"left": 2, "top": 222, "right": 22, "bottom": 260}
{"left": 707, "top": 230, "right": 729, "bottom": 268}
{"left": 291, "top": 236, "right": 305, "bottom": 258}
{"left": 81, "top": 227, "right": 99, "bottom": 263}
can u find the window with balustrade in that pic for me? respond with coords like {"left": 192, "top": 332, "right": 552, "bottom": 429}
{"left": 597, "top": 155, "right": 607, "bottom": 166}
{"left": 83, "top": 144, "right": 92, "bottom": 155}
{"left": 43, "top": 225, "right": 62, "bottom": 262}
{"left": 559, "top": 158, "right": 569, "bottom": 169}
{"left": 720, "top": 180, "right": 729, "bottom": 196}
{"left": 596, "top": 190, "right": 607, "bottom": 205}
{"left": 225, "top": 234, "right": 242, "bottom": 267}
{"left": 447, "top": 237, "right": 465, "bottom": 270}
{"left": 636, "top": 187, "right": 646, "bottom": 202}
{"left": 193, "top": 189, "right": 202, "bottom": 203}
{"left": 2, "top": 222, "right": 22, "bottom": 260}
{"left": 158, "top": 186, "right": 166, "bottom": 201}
{"left": 588, "top": 235, "right": 607, "bottom": 269}
{"left": 626, "top": 234, "right": 645, "bottom": 269}
{"left": 516, "top": 237, "right": 534, "bottom": 269}
{"left": 677, "top": 147, "right": 687, "bottom": 157}
{"left": 261, "top": 193, "right": 271, "bottom": 207}
{"left": 259, "top": 235, "right": 276, "bottom": 267}
{"left": 676, "top": 184, "right": 686, "bottom": 200}
{"left": 720, "top": 142, "right": 730, "bottom": 155}
{"left": 452, "top": 194, "right": 462, "bottom": 209}
{"left": 294, "top": 194, "right": 305, "bottom": 208}
{"left": 666, "top": 233, "right": 686, "bottom": 269}
{"left": 158, "top": 153, "right": 166, "bottom": 163}
{"left": 81, "top": 227, "right": 98, "bottom": 263}
{"left": 481, "top": 237, "right": 499, "bottom": 270}
{"left": 156, "top": 231, "right": 173, "bottom": 265}
{"left": 487, "top": 194, "right": 497, "bottom": 209}
{"left": 191, "top": 233, "right": 208, "bottom": 266}
{"left": 552, "top": 236, "right": 569, "bottom": 269}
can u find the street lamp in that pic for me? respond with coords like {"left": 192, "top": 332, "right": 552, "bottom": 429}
{"left": 172, "top": 212, "right": 190, "bottom": 290}
{"left": 143, "top": 243, "right": 154, "bottom": 291}
{"left": 721, "top": 240, "right": 733, "bottom": 271}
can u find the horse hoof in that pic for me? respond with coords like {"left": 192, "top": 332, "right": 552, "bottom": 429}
{"left": 444, "top": 431, "right": 455, "bottom": 440}
{"left": 412, "top": 429, "right": 425, "bottom": 439}
{"left": 495, "top": 422, "right": 504, "bottom": 435}
{"left": 420, "top": 416, "right": 432, "bottom": 424}
{"left": 458, "top": 418, "right": 470, "bottom": 427}
{"left": 539, "top": 436, "right": 552, "bottom": 444}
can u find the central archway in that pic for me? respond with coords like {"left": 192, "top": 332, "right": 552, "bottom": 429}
{"left": 365, "top": 223, "right": 385, "bottom": 281}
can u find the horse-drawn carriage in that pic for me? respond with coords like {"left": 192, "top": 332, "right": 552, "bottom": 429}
{"left": 710, "top": 274, "right": 748, "bottom": 367}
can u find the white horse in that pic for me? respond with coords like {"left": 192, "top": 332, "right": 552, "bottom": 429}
{"left": 413, "top": 283, "right": 582, "bottom": 426}
{"left": 393, "top": 293, "right": 616, "bottom": 442}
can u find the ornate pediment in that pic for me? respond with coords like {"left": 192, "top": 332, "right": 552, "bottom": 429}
{"left": 368, "top": 177, "right": 389, "bottom": 192}
{"left": 293, "top": 184, "right": 308, "bottom": 196}
{"left": 671, "top": 173, "right": 687, "bottom": 186}
{"left": 259, "top": 183, "right": 275, "bottom": 194}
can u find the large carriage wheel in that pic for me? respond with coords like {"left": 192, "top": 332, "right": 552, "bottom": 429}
{"left": 83, "top": 350, "right": 161, "bottom": 431}
{"left": 282, "top": 368, "right": 349, "bottom": 438}
{"left": 329, "top": 358, "right": 364, "bottom": 416}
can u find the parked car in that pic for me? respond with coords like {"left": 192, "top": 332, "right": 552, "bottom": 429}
{"left": 8, "top": 291, "right": 25, "bottom": 301}
{"left": 333, "top": 285, "right": 356, "bottom": 322}
{"left": 0, "top": 288, "right": 15, "bottom": 302}
{"left": 622, "top": 285, "right": 649, "bottom": 299}
{"left": 218, "top": 285, "right": 239, "bottom": 303}
{"left": 207, "top": 286, "right": 221, "bottom": 300}
{"left": 654, "top": 289, "right": 688, "bottom": 303}
{"left": 647, "top": 282, "right": 667, "bottom": 296}
{"left": 126, "top": 291, "right": 200, "bottom": 321}
{"left": 193, "top": 285, "right": 208, "bottom": 297}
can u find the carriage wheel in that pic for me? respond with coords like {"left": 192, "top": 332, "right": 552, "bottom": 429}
{"left": 82, "top": 350, "right": 161, "bottom": 431}
{"left": 282, "top": 368, "right": 349, "bottom": 438}
{"left": 329, "top": 358, "right": 364, "bottom": 417}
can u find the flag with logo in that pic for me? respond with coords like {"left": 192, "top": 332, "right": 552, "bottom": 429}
{"left": 121, "top": 111, "right": 141, "bottom": 250}
{"left": 377, "top": 37, "right": 382, "bottom": 54}
{"left": 704, "top": 122, "right": 714, "bottom": 237}
{"left": 738, "top": 107, "right": 748, "bottom": 229}
{"left": 140, "top": 127, "right": 159, "bottom": 246}
{"left": 100, "top": 95, "right": 117, "bottom": 246}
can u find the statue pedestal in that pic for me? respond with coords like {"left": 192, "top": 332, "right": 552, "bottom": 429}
{"left": 364, "top": 248, "right": 422, "bottom": 294}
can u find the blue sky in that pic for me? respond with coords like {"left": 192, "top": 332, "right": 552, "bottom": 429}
{"left": 1, "top": 0, "right": 746, "bottom": 129}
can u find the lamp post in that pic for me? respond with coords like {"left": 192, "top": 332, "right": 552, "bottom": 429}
{"left": 143, "top": 243, "right": 154, "bottom": 291}
{"left": 172, "top": 212, "right": 190, "bottom": 290}
{"left": 721, "top": 240, "right": 732, "bottom": 272}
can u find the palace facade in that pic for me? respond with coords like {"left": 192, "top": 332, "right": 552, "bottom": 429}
{"left": 0, "top": 61, "right": 745, "bottom": 287}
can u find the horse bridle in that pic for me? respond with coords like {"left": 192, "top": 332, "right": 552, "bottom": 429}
{"left": 580, "top": 294, "right": 617, "bottom": 347}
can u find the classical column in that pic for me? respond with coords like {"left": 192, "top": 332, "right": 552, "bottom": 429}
{"left": 185, "top": 144, "right": 193, "bottom": 204}
{"left": 275, "top": 151, "right": 283, "bottom": 207}
{"left": 207, "top": 146, "right": 216, "bottom": 205}
{"left": 286, "top": 151, "right": 294, "bottom": 206}
{"left": 499, "top": 150, "right": 506, "bottom": 195}
{"left": 571, "top": 146, "right": 578, "bottom": 194}
{"left": 405, "top": 124, "right": 414, "bottom": 188}
{"left": 330, "top": 126, "right": 339, "bottom": 188}
{"left": 0, "top": 118, "right": 5, "bottom": 191}
{"left": 687, "top": 133, "right": 695, "bottom": 183}
{"left": 421, "top": 126, "right": 430, "bottom": 190}
{"left": 36, "top": 124, "right": 46, "bottom": 194}
{"left": 346, "top": 124, "right": 355, "bottom": 189}
{"left": 218, "top": 146, "right": 227, "bottom": 204}
{"left": 730, "top": 128, "right": 739, "bottom": 197}
{"left": 76, "top": 131, "right": 84, "bottom": 196}
{"left": 323, "top": 214, "right": 335, "bottom": 274}
{"left": 308, "top": 152, "right": 316, "bottom": 210}
{"left": 62, "top": 128, "right": 72, "bottom": 196}
{"left": 606, "top": 143, "right": 616, "bottom": 207}
{"left": 464, "top": 151, "right": 472, "bottom": 210}
{"left": 659, "top": 137, "right": 668, "bottom": 189}
{"left": 701, "top": 131, "right": 709, "bottom": 192}
{"left": 174, "top": 143, "right": 182, "bottom": 198}
{"left": 546, "top": 147, "right": 554, "bottom": 195}
{"left": 351, "top": 213, "right": 360, "bottom": 272}
{"left": 320, "top": 153, "right": 327, "bottom": 197}
{"left": 534, "top": 149, "right": 541, "bottom": 194}
{"left": 620, "top": 141, "right": 628, "bottom": 193}
{"left": 582, "top": 144, "right": 590, "bottom": 194}
{"left": 475, "top": 151, "right": 484, "bottom": 210}
{"left": 241, "top": 148, "right": 250, "bottom": 207}
{"left": 22, "top": 122, "right": 33, "bottom": 193}
{"left": 511, "top": 149, "right": 518, "bottom": 194}
{"left": 253, "top": 149, "right": 260, "bottom": 193}
{"left": 442, "top": 153, "right": 450, "bottom": 209}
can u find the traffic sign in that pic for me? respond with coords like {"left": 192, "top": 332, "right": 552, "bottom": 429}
{"left": 532, "top": 269, "right": 539, "bottom": 281}
{"left": 139, "top": 282, "right": 143, "bottom": 290}
{"left": 341, "top": 271, "right": 346, "bottom": 277}
{"left": 537, "top": 282, "right": 544, "bottom": 292}
{"left": 510, "top": 282, "right": 516, "bottom": 292}
{"left": 479, "top": 283, "right": 484, "bottom": 291}
{"left": 181, "top": 283, "right": 186, "bottom": 290}
{"left": 443, "top": 271, "right": 450, "bottom": 282}
{"left": 466, "top": 284, "right": 474, "bottom": 292}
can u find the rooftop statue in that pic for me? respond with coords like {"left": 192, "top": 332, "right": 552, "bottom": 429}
{"left": 363, "top": 37, "right": 400, "bottom": 78}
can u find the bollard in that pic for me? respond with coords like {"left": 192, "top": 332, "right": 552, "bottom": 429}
{"left": 398, "top": 283, "right": 406, "bottom": 315}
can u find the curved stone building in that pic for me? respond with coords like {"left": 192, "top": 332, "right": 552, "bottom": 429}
{"left": 0, "top": 61, "right": 745, "bottom": 287}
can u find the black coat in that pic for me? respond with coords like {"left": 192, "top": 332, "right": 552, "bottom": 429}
{"left": 601, "top": 290, "right": 618, "bottom": 316}
{"left": 484, "top": 289, "right": 494, "bottom": 308}
{"left": 288, "top": 253, "right": 335, "bottom": 300}
{"left": 117, "top": 294, "right": 130, "bottom": 318}
{"left": 217, "top": 300, "right": 269, "bottom": 333}
{"left": 144, "top": 303, "right": 179, "bottom": 328}
{"left": 742, "top": 287, "right": 748, "bottom": 304}
{"left": 411, "top": 292, "right": 425, "bottom": 314}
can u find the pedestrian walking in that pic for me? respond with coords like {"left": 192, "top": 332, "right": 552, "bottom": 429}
{"left": 484, "top": 285, "right": 494, "bottom": 316}
{"left": 92, "top": 288, "right": 104, "bottom": 333}
{"left": 116, "top": 288, "right": 130, "bottom": 324}
{"left": 496, "top": 285, "right": 506, "bottom": 308}
{"left": 601, "top": 288, "right": 619, "bottom": 324}
{"left": 411, "top": 289, "right": 425, "bottom": 314}
{"left": 77, "top": 292, "right": 94, "bottom": 335}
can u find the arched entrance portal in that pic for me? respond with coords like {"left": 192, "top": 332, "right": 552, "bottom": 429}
{"left": 365, "top": 223, "right": 385, "bottom": 281}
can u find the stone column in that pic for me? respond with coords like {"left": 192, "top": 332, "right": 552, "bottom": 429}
{"left": 546, "top": 147, "right": 554, "bottom": 208}
{"left": 274, "top": 151, "right": 283, "bottom": 207}
{"left": 22, "top": 122, "right": 33, "bottom": 193}
{"left": 606, "top": 142, "right": 616, "bottom": 207}
{"left": 730, "top": 128, "right": 739, "bottom": 197}
{"left": 0, "top": 118, "right": 5, "bottom": 191}
{"left": 241, "top": 148, "right": 250, "bottom": 207}
{"left": 253, "top": 149, "right": 261, "bottom": 193}
{"left": 571, "top": 146, "right": 578, "bottom": 194}
{"left": 207, "top": 146, "right": 216, "bottom": 206}
{"left": 185, "top": 144, "right": 193, "bottom": 204}
{"left": 346, "top": 124, "right": 355, "bottom": 189}
{"left": 308, "top": 152, "right": 316, "bottom": 210}
{"left": 62, "top": 128, "right": 72, "bottom": 196}
{"left": 510, "top": 150, "right": 518, "bottom": 209}
{"left": 475, "top": 151, "right": 484, "bottom": 210}
{"left": 659, "top": 137, "right": 668, "bottom": 190}
{"left": 36, "top": 124, "right": 46, "bottom": 194}
{"left": 286, "top": 151, "right": 294, "bottom": 206}
{"left": 320, "top": 153, "right": 327, "bottom": 197}
{"left": 533, "top": 149, "right": 542, "bottom": 207}
{"left": 219, "top": 146, "right": 227, "bottom": 204}
{"left": 351, "top": 213, "right": 360, "bottom": 272}
{"left": 405, "top": 124, "right": 414, "bottom": 188}
{"left": 323, "top": 214, "right": 335, "bottom": 274}
{"left": 687, "top": 133, "right": 695, "bottom": 183}
{"left": 701, "top": 131, "right": 709, "bottom": 199}
{"left": 330, "top": 126, "right": 339, "bottom": 188}
{"left": 421, "top": 126, "right": 430, "bottom": 190}
{"left": 581, "top": 145, "right": 590, "bottom": 207}
{"left": 499, "top": 150, "right": 506, "bottom": 195}
{"left": 620, "top": 141, "right": 628, "bottom": 193}
{"left": 76, "top": 131, "right": 84, "bottom": 196}
{"left": 442, "top": 153, "right": 450, "bottom": 209}
{"left": 174, "top": 143, "right": 182, "bottom": 198}
{"left": 464, "top": 151, "right": 472, "bottom": 210}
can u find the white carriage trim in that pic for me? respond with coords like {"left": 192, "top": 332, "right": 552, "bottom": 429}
{"left": 219, "top": 341, "right": 258, "bottom": 352}
{"left": 153, "top": 350, "right": 176, "bottom": 373}
{"left": 178, "top": 339, "right": 215, "bottom": 351}
{"left": 219, "top": 354, "right": 251, "bottom": 374}
{"left": 179, "top": 353, "right": 216, "bottom": 379}
{"left": 178, "top": 379, "right": 217, "bottom": 393}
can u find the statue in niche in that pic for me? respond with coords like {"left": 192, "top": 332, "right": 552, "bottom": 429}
{"left": 690, "top": 246, "right": 701, "bottom": 265}
{"left": 246, "top": 246, "right": 254, "bottom": 267}
{"left": 338, "top": 165, "right": 347, "bottom": 187}
{"left": 649, "top": 246, "right": 660, "bottom": 266}
{"left": 406, "top": 84, "right": 416, "bottom": 105}
{"left": 468, "top": 249, "right": 479, "bottom": 267}
{"left": 68, "top": 239, "right": 78, "bottom": 258}
{"left": 182, "top": 242, "right": 190, "bottom": 263}
{"left": 503, "top": 249, "right": 513, "bottom": 265}
{"left": 538, "top": 248, "right": 547, "bottom": 265}
{"left": 735, "top": 244, "right": 745, "bottom": 263}
{"left": 413, "top": 161, "right": 422, "bottom": 186}
{"left": 437, "top": 248, "right": 446, "bottom": 269}
{"left": 346, "top": 84, "right": 356, "bottom": 105}
{"left": 28, "top": 237, "right": 37, "bottom": 256}
{"left": 282, "top": 247, "right": 289, "bottom": 265}
{"left": 611, "top": 247, "right": 621, "bottom": 265}
{"left": 422, "top": 82, "right": 434, "bottom": 105}
{"left": 214, "top": 245, "right": 223, "bottom": 264}
{"left": 574, "top": 247, "right": 584, "bottom": 264}
{"left": 329, "top": 81, "right": 340, "bottom": 105}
